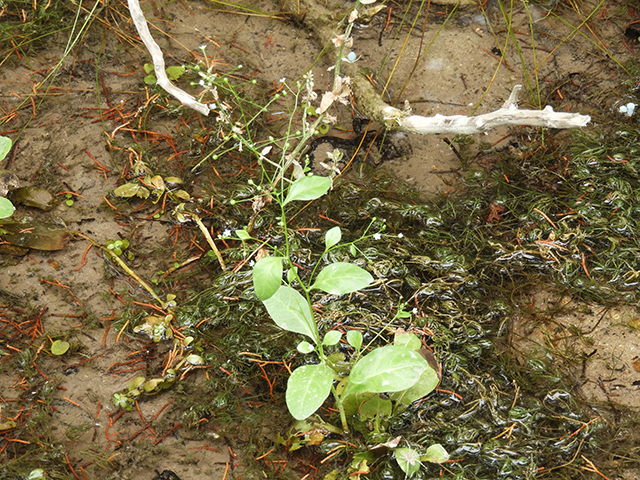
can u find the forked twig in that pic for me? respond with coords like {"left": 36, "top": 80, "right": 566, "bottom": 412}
{"left": 127, "top": 0, "right": 210, "bottom": 115}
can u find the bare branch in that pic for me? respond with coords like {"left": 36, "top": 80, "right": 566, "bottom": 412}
{"left": 127, "top": 0, "right": 210, "bottom": 116}
{"left": 349, "top": 72, "right": 590, "bottom": 135}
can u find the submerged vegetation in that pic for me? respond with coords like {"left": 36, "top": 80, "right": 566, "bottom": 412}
{"left": 1, "top": 0, "right": 640, "bottom": 479}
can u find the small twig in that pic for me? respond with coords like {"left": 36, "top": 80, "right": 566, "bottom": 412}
{"left": 191, "top": 213, "right": 227, "bottom": 270}
{"left": 580, "top": 455, "right": 611, "bottom": 480}
{"left": 127, "top": 0, "right": 210, "bottom": 115}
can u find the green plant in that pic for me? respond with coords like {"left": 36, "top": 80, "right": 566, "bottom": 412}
{"left": 0, "top": 136, "right": 16, "bottom": 219}
{"left": 105, "top": 238, "right": 131, "bottom": 258}
{"left": 143, "top": 63, "right": 185, "bottom": 86}
{"left": 228, "top": 75, "right": 439, "bottom": 434}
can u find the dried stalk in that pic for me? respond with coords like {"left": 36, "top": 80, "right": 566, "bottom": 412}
{"left": 127, "top": 0, "right": 210, "bottom": 116}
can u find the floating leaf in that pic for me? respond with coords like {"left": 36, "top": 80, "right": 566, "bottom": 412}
{"left": 263, "top": 286, "right": 318, "bottom": 343}
{"left": 128, "top": 376, "right": 146, "bottom": 392}
{"left": 312, "top": 263, "right": 373, "bottom": 295}
{"left": 0, "top": 419, "right": 17, "bottom": 431}
{"left": 0, "top": 220, "right": 68, "bottom": 250}
{"left": 185, "top": 354, "right": 204, "bottom": 366}
{"left": 172, "top": 189, "right": 190, "bottom": 201}
{"left": 286, "top": 363, "right": 334, "bottom": 420}
{"left": 253, "top": 256, "right": 284, "bottom": 300}
{"left": 283, "top": 175, "right": 331, "bottom": 205}
{"left": 395, "top": 447, "right": 422, "bottom": 477}
{"left": 0, "top": 197, "right": 14, "bottom": 219}
{"left": 51, "top": 340, "right": 69, "bottom": 356}
{"left": 164, "top": 176, "right": 183, "bottom": 185}
{"left": 421, "top": 444, "right": 449, "bottom": 464}
{"left": 325, "top": 226, "right": 341, "bottom": 249}
{"left": 0, "top": 136, "right": 11, "bottom": 162}
{"left": 114, "top": 183, "right": 150, "bottom": 199}
{"left": 143, "top": 378, "right": 165, "bottom": 393}
{"left": 27, "top": 469, "right": 45, "bottom": 480}
{"left": 150, "top": 175, "right": 166, "bottom": 191}
{"left": 9, "top": 187, "right": 55, "bottom": 210}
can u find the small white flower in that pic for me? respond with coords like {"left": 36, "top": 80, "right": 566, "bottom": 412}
{"left": 249, "top": 260, "right": 255, "bottom": 267}
{"left": 279, "top": 77, "right": 286, "bottom": 83}
{"left": 373, "top": 233, "right": 382, "bottom": 241}
{"left": 221, "top": 229, "right": 232, "bottom": 238}
{"left": 398, "top": 233, "right": 404, "bottom": 238}
{"left": 412, "top": 307, "right": 418, "bottom": 315}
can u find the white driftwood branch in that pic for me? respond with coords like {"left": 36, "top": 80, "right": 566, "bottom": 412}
{"left": 127, "top": 0, "right": 210, "bottom": 116}
{"left": 393, "top": 86, "right": 589, "bottom": 135}
{"left": 350, "top": 74, "right": 590, "bottom": 134}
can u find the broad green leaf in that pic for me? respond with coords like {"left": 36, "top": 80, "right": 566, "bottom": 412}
{"left": 0, "top": 197, "right": 15, "bottom": 219}
{"left": 395, "top": 448, "right": 422, "bottom": 477}
{"left": 144, "top": 74, "right": 157, "bottom": 85}
{"left": 283, "top": 175, "right": 331, "bottom": 205}
{"left": 51, "top": 340, "right": 69, "bottom": 356}
{"left": 235, "top": 229, "right": 251, "bottom": 240}
{"left": 166, "top": 65, "right": 185, "bottom": 81}
{"left": 346, "top": 330, "right": 363, "bottom": 350}
{"left": 421, "top": 444, "right": 449, "bottom": 464}
{"left": 389, "top": 365, "right": 439, "bottom": 405}
{"left": 143, "top": 63, "right": 154, "bottom": 74}
{"left": 394, "top": 331, "right": 422, "bottom": 351}
{"left": 262, "top": 286, "right": 318, "bottom": 343}
{"left": 286, "top": 363, "right": 334, "bottom": 420}
{"left": 0, "top": 136, "right": 11, "bottom": 162}
{"left": 342, "top": 345, "right": 428, "bottom": 398}
{"left": 323, "top": 330, "right": 342, "bottom": 346}
{"left": 312, "top": 263, "right": 373, "bottom": 295}
{"left": 297, "top": 341, "right": 314, "bottom": 354}
{"left": 27, "top": 469, "right": 45, "bottom": 480}
{"left": 143, "top": 378, "right": 164, "bottom": 392}
{"left": 185, "top": 354, "right": 204, "bottom": 365}
{"left": 253, "top": 256, "right": 283, "bottom": 300}
{"left": 325, "top": 226, "right": 341, "bottom": 249}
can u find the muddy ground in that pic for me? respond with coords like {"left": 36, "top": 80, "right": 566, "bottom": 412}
{"left": 1, "top": 0, "right": 640, "bottom": 479}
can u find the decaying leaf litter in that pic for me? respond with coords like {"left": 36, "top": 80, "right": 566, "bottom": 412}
{"left": 1, "top": 0, "right": 640, "bottom": 479}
